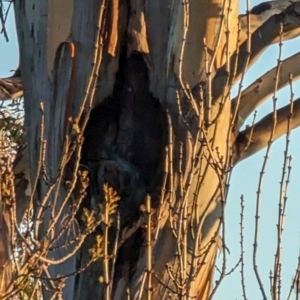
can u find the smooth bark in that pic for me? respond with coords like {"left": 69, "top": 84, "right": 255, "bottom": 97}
{"left": 234, "top": 51, "right": 300, "bottom": 127}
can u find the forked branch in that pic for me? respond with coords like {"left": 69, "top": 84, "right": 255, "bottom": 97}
{"left": 239, "top": 0, "right": 300, "bottom": 46}
{"left": 213, "top": 2, "right": 300, "bottom": 102}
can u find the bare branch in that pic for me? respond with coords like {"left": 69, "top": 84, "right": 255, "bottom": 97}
{"left": 234, "top": 51, "right": 300, "bottom": 128}
{"left": 0, "top": 69, "right": 22, "bottom": 101}
{"left": 213, "top": 2, "right": 300, "bottom": 102}
{"left": 239, "top": 0, "right": 300, "bottom": 46}
{"left": 235, "top": 98, "right": 300, "bottom": 162}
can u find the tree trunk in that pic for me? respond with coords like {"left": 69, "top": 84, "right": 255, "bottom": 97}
{"left": 10, "top": 0, "right": 300, "bottom": 299}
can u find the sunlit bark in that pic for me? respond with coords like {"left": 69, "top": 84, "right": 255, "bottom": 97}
{"left": 236, "top": 98, "right": 300, "bottom": 162}
{"left": 235, "top": 51, "right": 300, "bottom": 127}
{"left": 2, "top": 0, "right": 300, "bottom": 299}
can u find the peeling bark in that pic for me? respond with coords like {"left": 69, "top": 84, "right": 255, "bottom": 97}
{"left": 14, "top": 0, "right": 111, "bottom": 298}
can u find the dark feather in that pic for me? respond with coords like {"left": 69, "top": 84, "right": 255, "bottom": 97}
{"left": 250, "top": 2, "right": 273, "bottom": 14}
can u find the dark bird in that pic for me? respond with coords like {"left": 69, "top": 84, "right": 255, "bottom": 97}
{"left": 239, "top": 0, "right": 300, "bottom": 45}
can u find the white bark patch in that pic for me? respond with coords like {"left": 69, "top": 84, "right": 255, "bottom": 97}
{"left": 128, "top": 9, "right": 150, "bottom": 55}
{"left": 46, "top": 0, "right": 73, "bottom": 81}
{"left": 171, "top": 0, "right": 238, "bottom": 87}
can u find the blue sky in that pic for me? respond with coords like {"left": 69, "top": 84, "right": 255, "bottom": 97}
{"left": 0, "top": 6, "right": 18, "bottom": 77}
{"left": 1, "top": 2, "right": 300, "bottom": 299}
{"left": 215, "top": 1, "right": 300, "bottom": 299}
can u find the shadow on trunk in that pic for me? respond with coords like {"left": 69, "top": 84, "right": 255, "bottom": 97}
{"left": 75, "top": 52, "right": 167, "bottom": 298}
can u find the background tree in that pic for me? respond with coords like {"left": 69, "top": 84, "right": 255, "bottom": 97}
{"left": 1, "top": 0, "right": 300, "bottom": 299}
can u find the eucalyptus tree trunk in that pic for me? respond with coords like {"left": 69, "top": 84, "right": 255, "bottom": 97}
{"left": 4, "top": 0, "right": 300, "bottom": 299}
